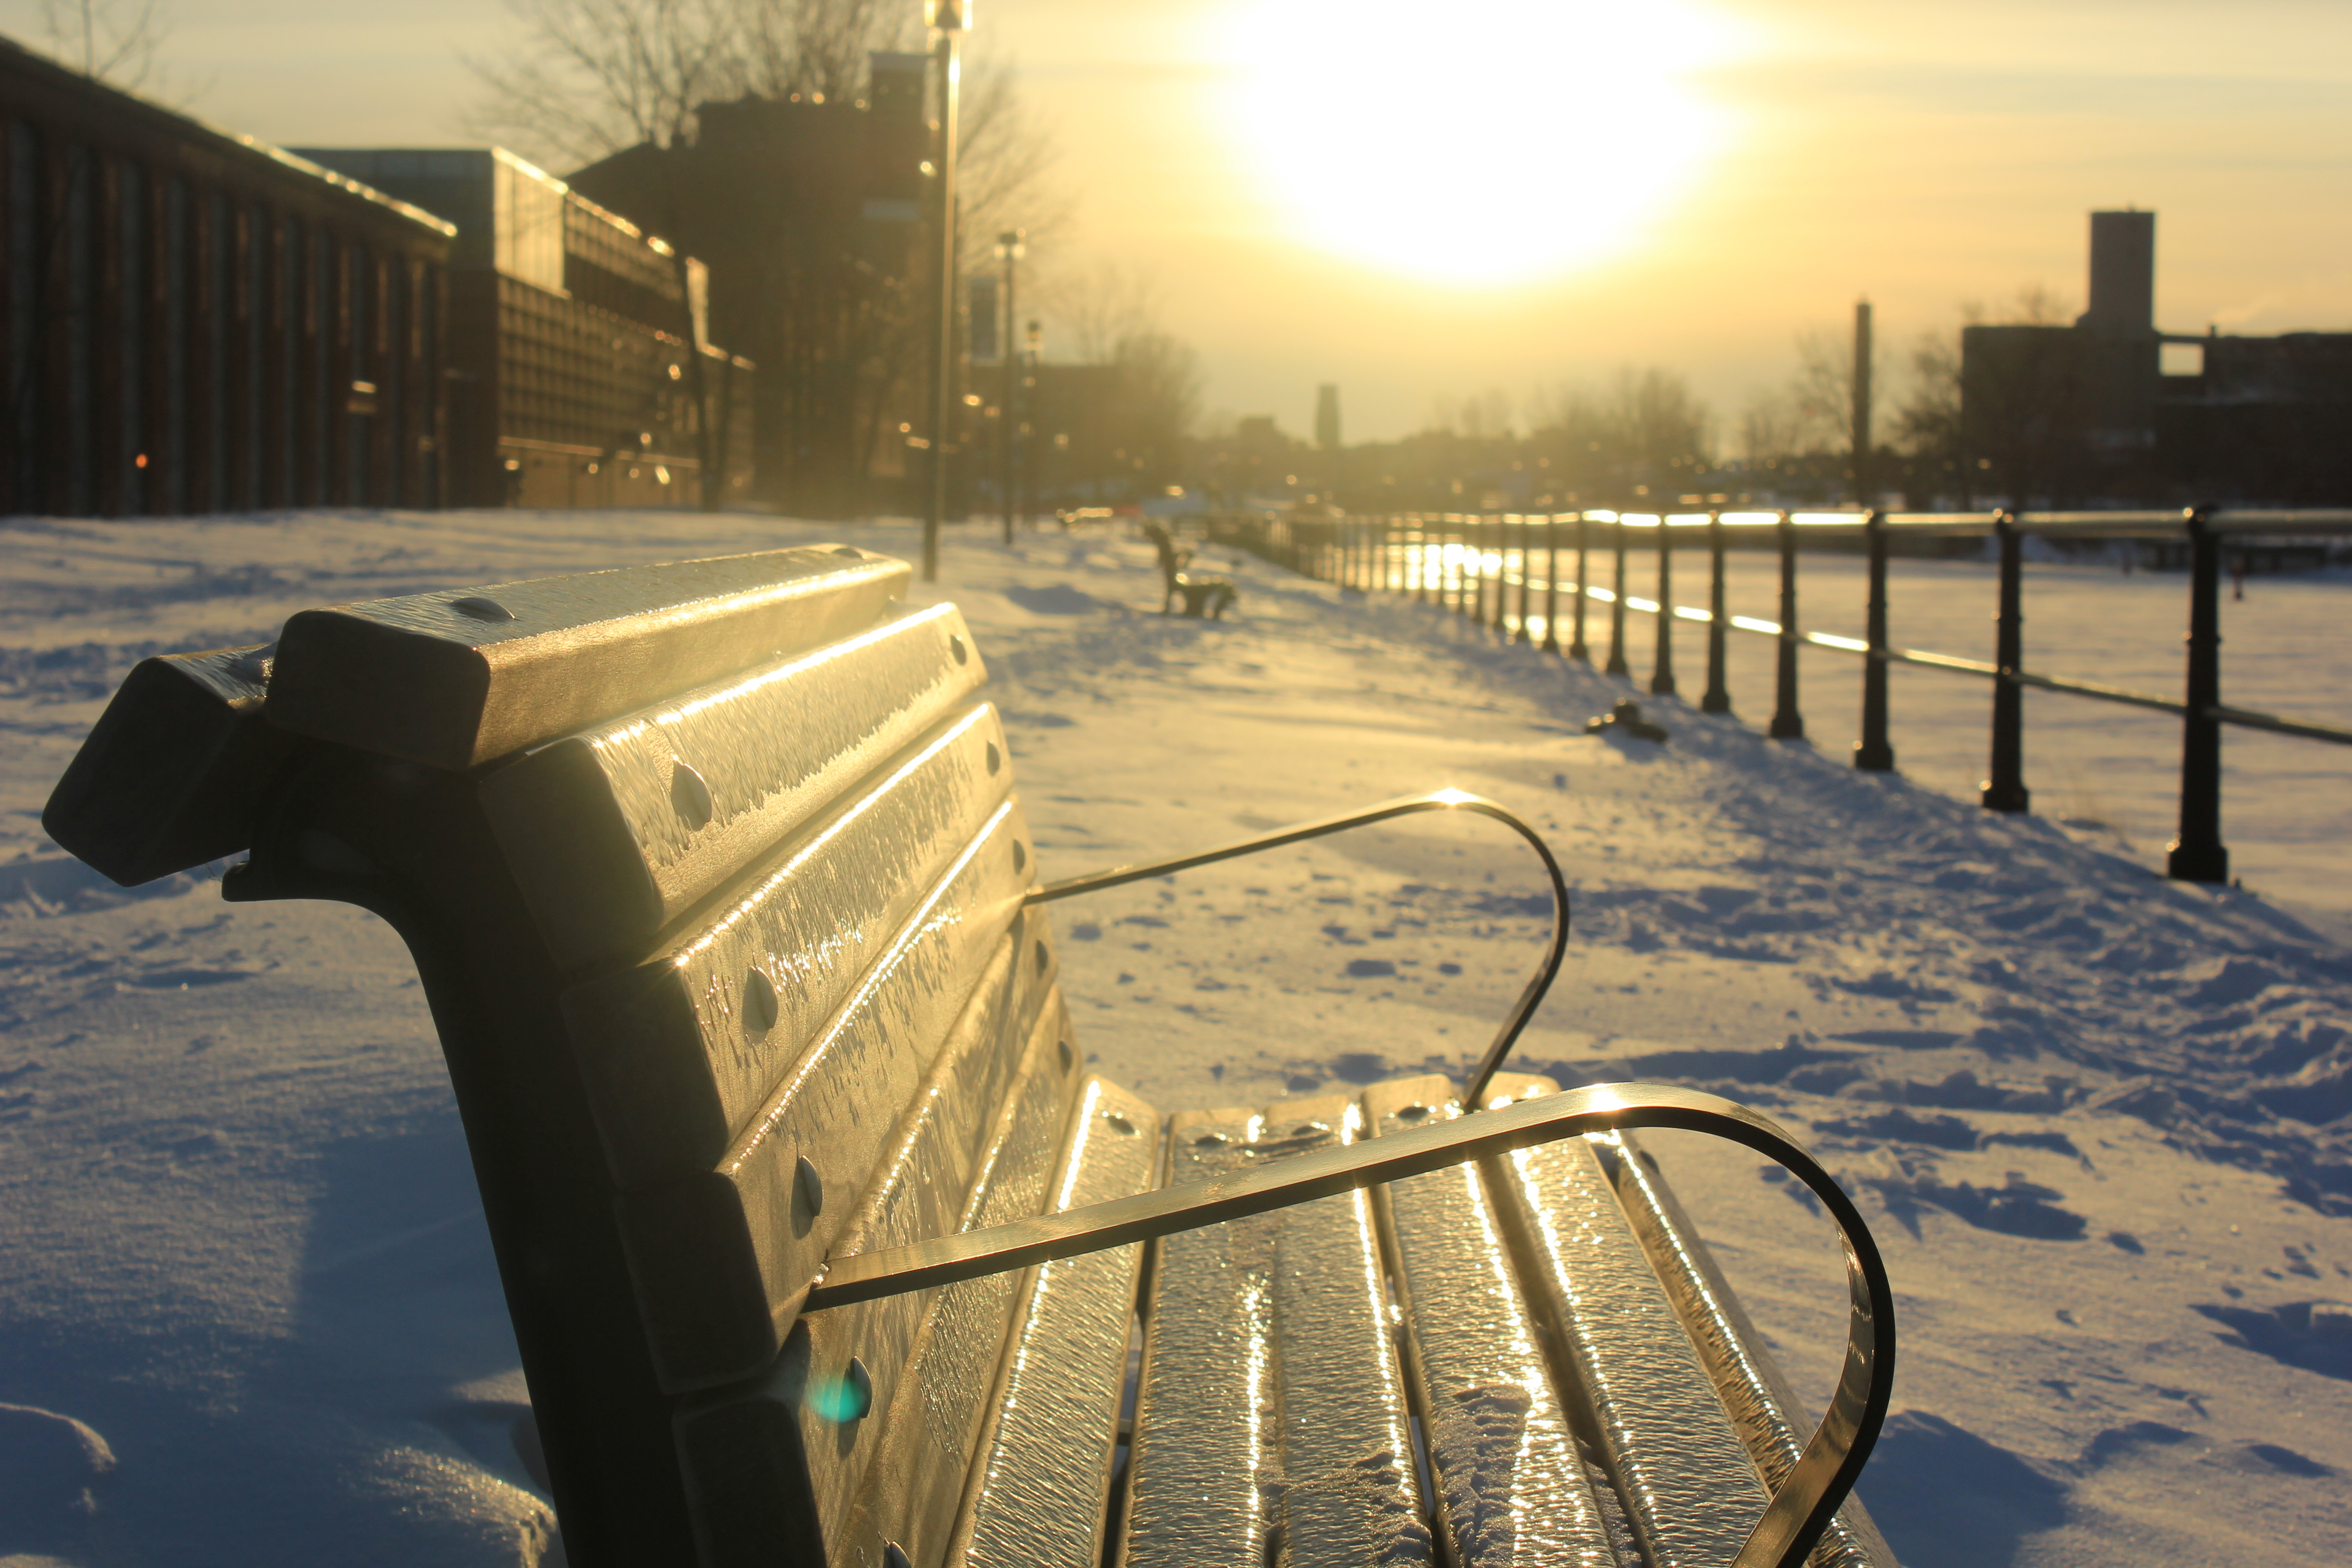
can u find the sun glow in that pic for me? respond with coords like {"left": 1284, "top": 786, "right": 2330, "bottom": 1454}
{"left": 1219, "top": 0, "right": 1745, "bottom": 286}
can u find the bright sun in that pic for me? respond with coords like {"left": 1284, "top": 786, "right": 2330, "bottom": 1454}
{"left": 1219, "top": 0, "right": 1745, "bottom": 287}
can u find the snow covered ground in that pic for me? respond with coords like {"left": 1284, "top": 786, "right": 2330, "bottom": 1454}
{"left": 2, "top": 507, "right": 2350, "bottom": 1568}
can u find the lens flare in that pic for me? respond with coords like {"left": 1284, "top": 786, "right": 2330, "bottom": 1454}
{"left": 1219, "top": 0, "right": 1744, "bottom": 286}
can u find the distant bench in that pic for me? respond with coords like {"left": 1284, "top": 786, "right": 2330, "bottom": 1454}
{"left": 45, "top": 546, "right": 1897, "bottom": 1568}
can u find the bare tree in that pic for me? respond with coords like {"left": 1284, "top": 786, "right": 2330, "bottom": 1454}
{"left": 1112, "top": 331, "right": 1200, "bottom": 483}
{"left": 465, "top": 0, "right": 745, "bottom": 162}
{"left": 1521, "top": 370, "right": 1709, "bottom": 495}
{"left": 1605, "top": 366, "right": 1711, "bottom": 477}
{"left": 952, "top": 55, "right": 1068, "bottom": 269}
{"left": 1779, "top": 322, "right": 1887, "bottom": 457}
{"left": 32, "top": 0, "right": 181, "bottom": 93}
{"left": 1036, "top": 260, "right": 1162, "bottom": 364}
{"left": 1891, "top": 328, "right": 1964, "bottom": 503}
{"left": 1737, "top": 387, "right": 1801, "bottom": 464}
{"left": 737, "top": 0, "right": 904, "bottom": 99}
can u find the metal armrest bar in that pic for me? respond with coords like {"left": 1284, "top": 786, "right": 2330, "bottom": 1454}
{"left": 804, "top": 1080, "right": 1894, "bottom": 1568}
{"left": 1024, "top": 789, "right": 1569, "bottom": 1111}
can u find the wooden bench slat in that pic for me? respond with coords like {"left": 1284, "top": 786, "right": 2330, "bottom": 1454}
{"left": 1361, "top": 1076, "right": 1624, "bottom": 1568}
{"left": 564, "top": 703, "right": 1016, "bottom": 1190}
{"left": 1609, "top": 1132, "right": 1896, "bottom": 1568}
{"left": 265, "top": 546, "right": 908, "bottom": 770}
{"left": 841, "top": 996, "right": 1119, "bottom": 1568}
{"left": 609, "top": 800, "right": 1039, "bottom": 1389}
{"left": 945, "top": 1076, "right": 1162, "bottom": 1568}
{"left": 41, "top": 643, "right": 299, "bottom": 886}
{"left": 484, "top": 603, "right": 987, "bottom": 967}
{"left": 737, "top": 917, "right": 1055, "bottom": 1544}
{"left": 676, "top": 985, "right": 1079, "bottom": 1566}
{"left": 1481, "top": 1073, "right": 1769, "bottom": 1568}
{"left": 1117, "top": 1105, "right": 1277, "bottom": 1567}
{"left": 1121, "top": 1095, "right": 1435, "bottom": 1568}
{"left": 1262, "top": 1093, "right": 1433, "bottom": 1568}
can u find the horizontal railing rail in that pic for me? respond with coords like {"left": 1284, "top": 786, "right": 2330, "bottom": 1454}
{"left": 1199, "top": 507, "right": 2352, "bottom": 885}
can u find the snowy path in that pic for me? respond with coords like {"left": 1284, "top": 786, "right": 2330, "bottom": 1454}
{"left": 2, "top": 510, "right": 2349, "bottom": 1567}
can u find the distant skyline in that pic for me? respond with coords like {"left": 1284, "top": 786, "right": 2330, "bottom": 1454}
{"left": 12, "top": 0, "right": 2350, "bottom": 442}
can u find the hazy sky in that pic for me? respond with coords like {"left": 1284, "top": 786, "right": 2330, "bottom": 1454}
{"left": 15, "top": 0, "right": 2350, "bottom": 441}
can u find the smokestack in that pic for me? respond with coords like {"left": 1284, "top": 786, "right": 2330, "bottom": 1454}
{"left": 1851, "top": 299, "right": 1872, "bottom": 505}
{"left": 2080, "top": 209, "right": 2156, "bottom": 336}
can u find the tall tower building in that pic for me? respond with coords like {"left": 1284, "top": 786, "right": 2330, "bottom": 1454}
{"left": 1314, "top": 384, "right": 1342, "bottom": 451}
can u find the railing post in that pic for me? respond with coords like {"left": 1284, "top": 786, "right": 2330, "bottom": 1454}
{"left": 1514, "top": 516, "right": 1533, "bottom": 641}
{"left": 1475, "top": 516, "right": 1493, "bottom": 628}
{"left": 1569, "top": 512, "right": 1590, "bottom": 661}
{"left": 1855, "top": 508, "right": 1895, "bottom": 770}
{"left": 1606, "top": 515, "right": 1630, "bottom": 676}
{"left": 1650, "top": 514, "right": 1677, "bottom": 695}
{"left": 1541, "top": 514, "right": 1561, "bottom": 653}
{"left": 1453, "top": 516, "right": 1468, "bottom": 619}
{"left": 1701, "top": 510, "right": 1730, "bottom": 712}
{"left": 2168, "top": 507, "right": 2229, "bottom": 882}
{"left": 1492, "top": 515, "right": 1510, "bottom": 635}
{"left": 1470, "top": 516, "right": 1487, "bottom": 625}
{"left": 1768, "top": 510, "right": 1804, "bottom": 739}
{"left": 1981, "top": 509, "right": 2030, "bottom": 812}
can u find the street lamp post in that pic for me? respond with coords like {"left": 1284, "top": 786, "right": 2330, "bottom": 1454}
{"left": 921, "top": 0, "right": 970, "bottom": 583}
{"left": 1022, "top": 318, "right": 1042, "bottom": 521}
{"left": 996, "top": 229, "right": 1024, "bottom": 545}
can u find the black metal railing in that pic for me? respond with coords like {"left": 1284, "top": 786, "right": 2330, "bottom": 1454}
{"left": 1202, "top": 507, "right": 2352, "bottom": 886}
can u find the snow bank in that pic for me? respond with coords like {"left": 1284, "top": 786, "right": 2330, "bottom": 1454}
{"left": 2, "top": 508, "right": 2348, "bottom": 1566}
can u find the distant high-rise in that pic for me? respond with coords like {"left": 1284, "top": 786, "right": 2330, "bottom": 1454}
{"left": 1314, "top": 384, "right": 1342, "bottom": 451}
{"left": 2079, "top": 209, "right": 2156, "bottom": 338}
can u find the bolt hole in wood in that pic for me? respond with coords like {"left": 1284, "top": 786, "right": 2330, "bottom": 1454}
{"left": 810, "top": 1357, "right": 871, "bottom": 1423}
{"left": 1034, "top": 939, "right": 1049, "bottom": 975}
{"left": 985, "top": 741, "right": 1001, "bottom": 774}
{"left": 742, "top": 968, "right": 779, "bottom": 1035}
{"left": 1102, "top": 1113, "right": 1138, "bottom": 1136}
{"left": 448, "top": 596, "right": 513, "bottom": 622}
{"left": 1057, "top": 1039, "right": 1074, "bottom": 1075}
{"left": 949, "top": 633, "right": 969, "bottom": 665}
{"left": 669, "top": 759, "right": 714, "bottom": 829}
{"left": 1012, "top": 840, "right": 1026, "bottom": 872}
{"left": 794, "top": 1155, "right": 823, "bottom": 1217}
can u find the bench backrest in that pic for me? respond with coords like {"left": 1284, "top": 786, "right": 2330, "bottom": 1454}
{"left": 46, "top": 546, "right": 1082, "bottom": 1568}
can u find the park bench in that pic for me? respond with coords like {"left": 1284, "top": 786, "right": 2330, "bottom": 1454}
{"left": 1143, "top": 520, "right": 1238, "bottom": 618}
{"left": 44, "top": 545, "right": 1898, "bottom": 1568}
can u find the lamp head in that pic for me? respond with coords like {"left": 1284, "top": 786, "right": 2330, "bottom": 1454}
{"left": 925, "top": 0, "right": 970, "bottom": 31}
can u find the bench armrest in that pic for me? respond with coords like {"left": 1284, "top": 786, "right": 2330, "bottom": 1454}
{"left": 1025, "top": 789, "right": 1570, "bottom": 1109}
{"left": 806, "top": 1081, "right": 1896, "bottom": 1568}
